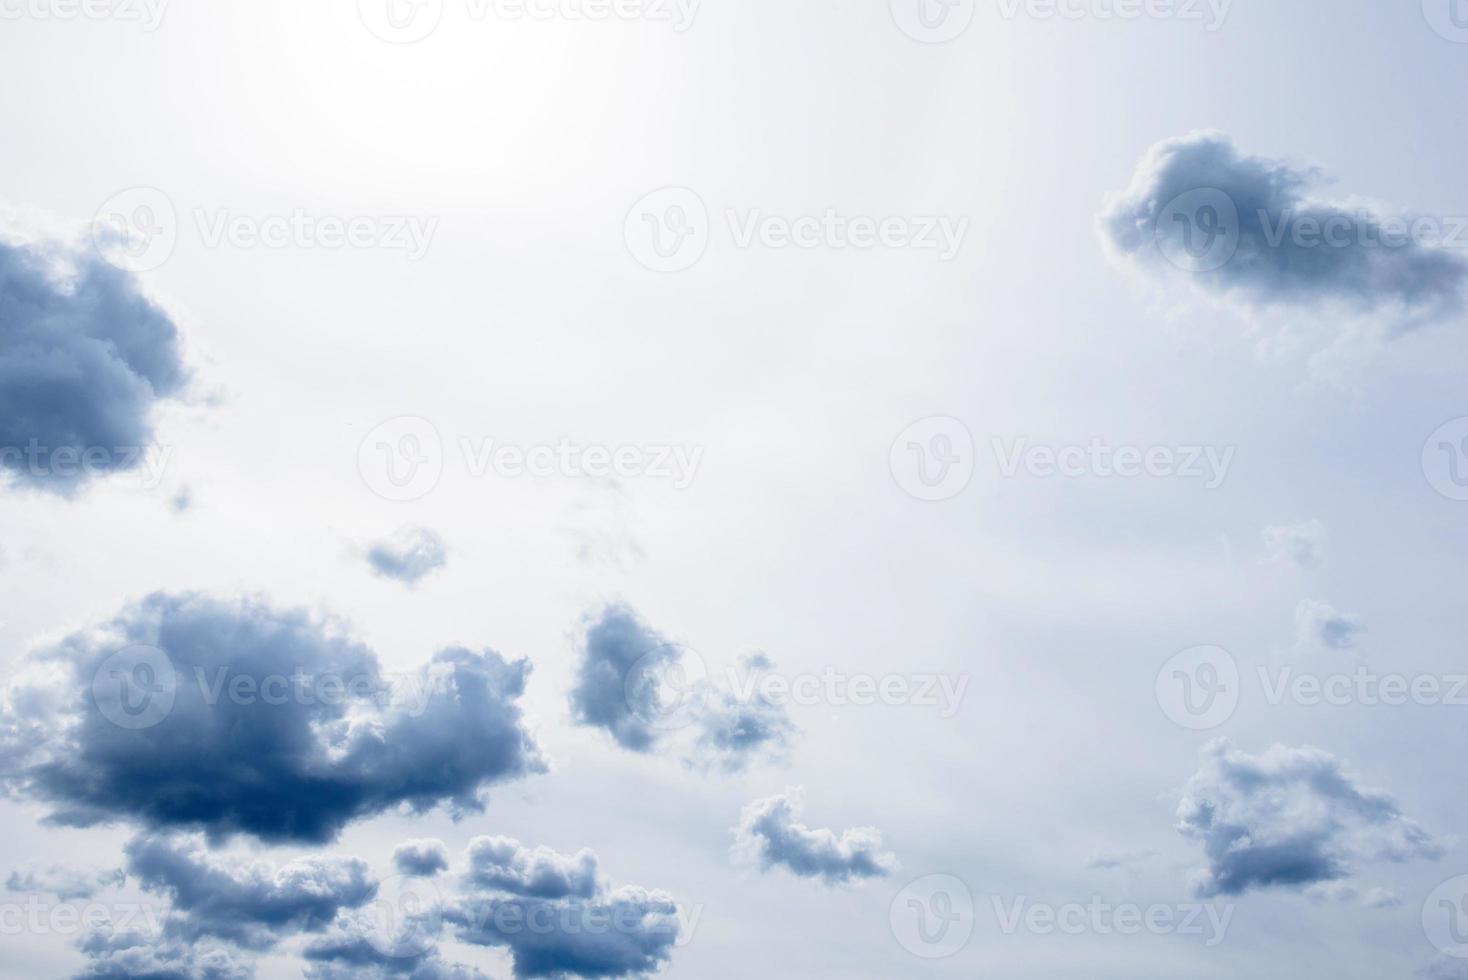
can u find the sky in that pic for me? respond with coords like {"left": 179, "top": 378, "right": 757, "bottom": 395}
{"left": 3, "top": 0, "right": 1468, "bottom": 977}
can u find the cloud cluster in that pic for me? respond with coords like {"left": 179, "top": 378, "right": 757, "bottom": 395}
{"left": 570, "top": 604, "right": 794, "bottom": 771}
{"left": 74, "top": 928, "right": 254, "bottom": 980}
{"left": 394, "top": 839, "right": 451, "bottom": 878}
{"left": 367, "top": 527, "right": 449, "bottom": 586}
{"left": 1099, "top": 132, "right": 1468, "bottom": 331}
{"left": 732, "top": 791, "right": 897, "bottom": 886}
{"left": 1176, "top": 740, "right": 1441, "bottom": 897}
{"left": 0, "top": 592, "right": 545, "bottom": 843}
{"left": 5, "top": 863, "right": 125, "bottom": 901}
{"left": 465, "top": 836, "right": 601, "bottom": 899}
{"left": 0, "top": 235, "right": 190, "bottom": 495}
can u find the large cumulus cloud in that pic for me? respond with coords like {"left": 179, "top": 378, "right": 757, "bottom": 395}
{"left": 0, "top": 592, "right": 546, "bottom": 843}
{"left": 1176, "top": 740, "right": 1442, "bottom": 897}
{"left": 1098, "top": 132, "right": 1468, "bottom": 330}
{"left": 731, "top": 790, "right": 897, "bottom": 886}
{"left": 0, "top": 235, "right": 190, "bottom": 494}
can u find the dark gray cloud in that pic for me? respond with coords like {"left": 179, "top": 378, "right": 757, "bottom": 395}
{"left": 1099, "top": 132, "right": 1468, "bottom": 329}
{"left": 394, "top": 839, "right": 451, "bottom": 878}
{"left": 732, "top": 791, "right": 897, "bottom": 886}
{"left": 448, "top": 837, "right": 682, "bottom": 979}
{"left": 0, "top": 592, "right": 546, "bottom": 843}
{"left": 1176, "top": 740, "right": 1441, "bottom": 897}
{"left": 0, "top": 236, "right": 190, "bottom": 495}
{"left": 6, "top": 863, "right": 125, "bottom": 901}
{"left": 571, "top": 605, "right": 794, "bottom": 771}
{"left": 367, "top": 527, "right": 448, "bottom": 586}
{"left": 124, "top": 834, "right": 376, "bottom": 950}
{"left": 73, "top": 927, "right": 254, "bottom": 980}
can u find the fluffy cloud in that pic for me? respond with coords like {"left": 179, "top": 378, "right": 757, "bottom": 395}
{"left": 1294, "top": 599, "right": 1365, "bottom": 653}
{"left": 394, "top": 839, "right": 451, "bottom": 878}
{"left": 570, "top": 605, "right": 793, "bottom": 771}
{"left": 302, "top": 911, "right": 488, "bottom": 980}
{"left": 367, "top": 527, "right": 448, "bottom": 586}
{"left": 1177, "top": 740, "right": 1441, "bottom": 897}
{"left": 1098, "top": 132, "right": 1468, "bottom": 330}
{"left": 124, "top": 834, "right": 376, "bottom": 949}
{"left": 0, "top": 235, "right": 190, "bottom": 495}
{"left": 1263, "top": 519, "right": 1328, "bottom": 569}
{"left": 73, "top": 927, "right": 254, "bottom": 980}
{"left": 0, "top": 592, "right": 545, "bottom": 843}
{"left": 448, "top": 837, "right": 682, "bottom": 978}
{"left": 6, "top": 863, "right": 125, "bottom": 901}
{"left": 732, "top": 791, "right": 897, "bottom": 886}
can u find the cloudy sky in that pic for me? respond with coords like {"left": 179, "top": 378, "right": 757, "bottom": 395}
{"left": 3, "top": 1, "right": 1468, "bottom": 977}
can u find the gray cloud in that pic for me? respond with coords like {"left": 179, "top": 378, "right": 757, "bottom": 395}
{"left": 464, "top": 836, "right": 600, "bottom": 900}
{"left": 0, "top": 236, "right": 190, "bottom": 495}
{"left": 732, "top": 791, "right": 897, "bottom": 886}
{"left": 303, "top": 911, "right": 488, "bottom": 980}
{"left": 0, "top": 592, "right": 546, "bottom": 843}
{"left": 6, "top": 863, "right": 125, "bottom": 901}
{"left": 367, "top": 527, "right": 448, "bottom": 586}
{"left": 1177, "top": 740, "right": 1441, "bottom": 897}
{"left": 73, "top": 927, "right": 254, "bottom": 980}
{"left": 1099, "top": 132, "right": 1468, "bottom": 330}
{"left": 394, "top": 839, "right": 451, "bottom": 878}
{"left": 1294, "top": 599, "right": 1365, "bottom": 653}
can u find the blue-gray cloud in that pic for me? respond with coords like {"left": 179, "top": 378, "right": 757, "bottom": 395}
{"left": 394, "top": 839, "right": 450, "bottom": 878}
{"left": 732, "top": 791, "right": 897, "bottom": 886}
{"left": 0, "top": 236, "right": 190, "bottom": 495}
{"left": 367, "top": 527, "right": 448, "bottom": 586}
{"left": 570, "top": 604, "right": 673, "bottom": 753}
{"left": 73, "top": 927, "right": 254, "bottom": 980}
{"left": 1294, "top": 599, "right": 1365, "bottom": 653}
{"left": 1177, "top": 740, "right": 1441, "bottom": 897}
{"left": 6, "top": 863, "right": 125, "bottom": 901}
{"left": 303, "top": 911, "right": 488, "bottom": 980}
{"left": 0, "top": 592, "right": 545, "bottom": 843}
{"left": 1099, "top": 132, "right": 1468, "bottom": 329}
{"left": 464, "top": 836, "right": 600, "bottom": 899}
